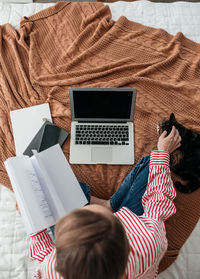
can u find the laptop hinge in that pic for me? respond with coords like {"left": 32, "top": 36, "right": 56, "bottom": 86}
{"left": 77, "top": 121, "right": 127, "bottom": 123}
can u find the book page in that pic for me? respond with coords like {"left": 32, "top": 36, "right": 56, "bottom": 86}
{"left": 4, "top": 156, "right": 55, "bottom": 234}
{"left": 34, "top": 144, "right": 88, "bottom": 222}
{"left": 31, "top": 155, "right": 66, "bottom": 221}
{"left": 28, "top": 170, "right": 53, "bottom": 219}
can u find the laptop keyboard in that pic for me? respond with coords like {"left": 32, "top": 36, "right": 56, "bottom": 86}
{"left": 75, "top": 124, "right": 129, "bottom": 145}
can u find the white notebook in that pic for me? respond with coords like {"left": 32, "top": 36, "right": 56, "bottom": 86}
{"left": 10, "top": 103, "right": 52, "bottom": 155}
{"left": 4, "top": 144, "right": 88, "bottom": 234}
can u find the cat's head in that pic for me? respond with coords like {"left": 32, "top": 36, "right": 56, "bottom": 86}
{"left": 158, "top": 113, "right": 184, "bottom": 168}
{"left": 158, "top": 113, "right": 183, "bottom": 136}
{"left": 158, "top": 113, "right": 200, "bottom": 147}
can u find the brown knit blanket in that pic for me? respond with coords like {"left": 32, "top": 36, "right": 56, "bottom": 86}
{"left": 0, "top": 2, "right": 199, "bottom": 272}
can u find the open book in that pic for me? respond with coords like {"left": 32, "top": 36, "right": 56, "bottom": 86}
{"left": 4, "top": 144, "right": 88, "bottom": 234}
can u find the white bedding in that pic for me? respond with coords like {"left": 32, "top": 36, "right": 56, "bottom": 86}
{"left": 0, "top": 1, "right": 200, "bottom": 278}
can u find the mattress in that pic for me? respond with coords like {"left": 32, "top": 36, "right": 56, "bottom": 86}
{"left": 0, "top": 1, "right": 200, "bottom": 279}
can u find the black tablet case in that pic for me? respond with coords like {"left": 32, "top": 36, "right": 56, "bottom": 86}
{"left": 39, "top": 124, "right": 60, "bottom": 152}
{"left": 23, "top": 120, "right": 69, "bottom": 157}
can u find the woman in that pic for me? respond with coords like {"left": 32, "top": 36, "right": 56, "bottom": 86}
{"left": 30, "top": 126, "right": 181, "bottom": 279}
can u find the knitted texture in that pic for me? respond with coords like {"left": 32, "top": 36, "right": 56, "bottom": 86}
{"left": 0, "top": 2, "right": 199, "bottom": 272}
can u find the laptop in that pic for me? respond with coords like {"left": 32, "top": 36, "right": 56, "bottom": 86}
{"left": 69, "top": 87, "right": 137, "bottom": 165}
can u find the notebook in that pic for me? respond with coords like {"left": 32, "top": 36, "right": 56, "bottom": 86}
{"left": 10, "top": 103, "right": 52, "bottom": 155}
{"left": 69, "top": 87, "right": 137, "bottom": 165}
{"left": 4, "top": 144, "right": 88, "bottom": 234}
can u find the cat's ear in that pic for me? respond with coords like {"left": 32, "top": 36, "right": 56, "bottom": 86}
{"left": 169, "top": 113, "right": 176, "bottom": 122}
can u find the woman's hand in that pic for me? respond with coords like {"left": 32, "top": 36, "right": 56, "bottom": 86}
{"left": 157, "top": 126, "right": 182, "bottom": 153}
{"left": 90, "top": 196, "right": 112, "bottom": 211}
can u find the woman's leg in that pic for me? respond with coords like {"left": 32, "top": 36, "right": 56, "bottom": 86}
{"left": 110, "top": 155, "right": 150, "bottom": 215}
{"left": 78, "top": 182, "right": 91, "bottom": 204}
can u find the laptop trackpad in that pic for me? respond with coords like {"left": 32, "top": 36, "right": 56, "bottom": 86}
{"left": 91, "top": 147, "right": 112, "bottom": 163}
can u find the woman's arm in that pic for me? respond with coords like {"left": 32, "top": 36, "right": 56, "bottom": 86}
{"left": 142, "top": 126, "right": 181, "bottom": 221}
{"left": 142, "top": 150, "right": 176, "bottom": 221}
{"left": 30, "top": 229, "right": 55, "bottom": 262}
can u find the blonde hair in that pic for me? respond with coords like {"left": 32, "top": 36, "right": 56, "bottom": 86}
{"left": 55, "top": 208, "right": 129, "bottom": 279}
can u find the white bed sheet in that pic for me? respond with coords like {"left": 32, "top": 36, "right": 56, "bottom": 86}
{"left": 1, "top": 1, "right": 200, "bottom": 43}
{"left": 109, "top": 1, "right": 200, "bottom": 43}
{"left": 0, "top": 1, "right": 200, "bottom": 279}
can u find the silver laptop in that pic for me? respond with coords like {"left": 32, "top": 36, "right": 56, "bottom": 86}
{"left": 69, "top": 88, "right": 137, "bottom": 165}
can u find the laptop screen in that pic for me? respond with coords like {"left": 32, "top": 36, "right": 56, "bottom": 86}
{"left": 70, "top": 88, "right": 137, "bottom": 122}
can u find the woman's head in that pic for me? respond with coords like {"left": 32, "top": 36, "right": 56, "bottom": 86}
{"left": 55, "top": 205, "right": 129, "bottom": 279}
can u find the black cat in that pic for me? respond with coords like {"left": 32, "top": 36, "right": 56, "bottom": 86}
{"left": 158, "top": 113, "right": 200, "bottom": 193}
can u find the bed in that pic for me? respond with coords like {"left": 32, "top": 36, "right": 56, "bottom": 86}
{"left": 0, "top": 1, "right": 200, "bottom": 278}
